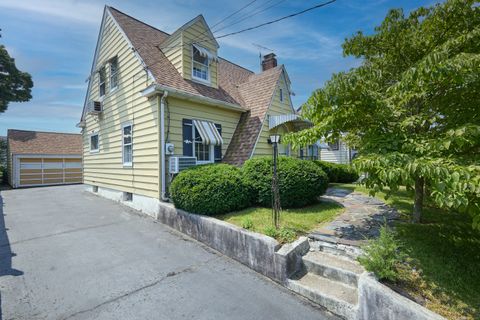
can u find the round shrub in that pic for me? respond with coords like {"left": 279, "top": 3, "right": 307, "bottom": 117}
{"left": 242, "top": 157, "right": 329, "bottom": 208}
{"left": 169, "top": 164, "right": 253, "bottom": 216}
{"left": 314, "top": 161, "right": 359, "bottom": 183}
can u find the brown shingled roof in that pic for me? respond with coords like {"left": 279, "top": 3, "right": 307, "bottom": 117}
{"left": 104, "top": 7, "right": 284, "bottom": 165}
{"left": 8, "top": 130, "right": 82, "bottom": 155}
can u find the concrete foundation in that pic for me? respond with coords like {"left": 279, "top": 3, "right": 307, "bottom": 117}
{"left": 86, "top": 185, "right": 161, "bottom": 219}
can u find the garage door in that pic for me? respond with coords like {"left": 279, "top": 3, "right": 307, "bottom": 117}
{"left": 15, "top": 156, "right": 82, "bottom": 188}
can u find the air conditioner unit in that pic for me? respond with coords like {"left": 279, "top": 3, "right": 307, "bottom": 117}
{"left": 87, "top": 101, "right": 103, "bottom": 114}
{"left": 169, "top": 156, "right": 197, "bottom": 174}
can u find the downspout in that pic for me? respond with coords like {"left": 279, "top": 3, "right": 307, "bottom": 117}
{"left": 160, "top": 91, "right": 169, "bottom": 201}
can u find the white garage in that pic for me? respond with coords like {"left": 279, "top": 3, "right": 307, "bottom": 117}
{"left": 7, "top": 130, "right": 83, "bottom": 188}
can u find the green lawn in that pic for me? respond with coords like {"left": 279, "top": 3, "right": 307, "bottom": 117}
{"left": 217, "top": 201, "right": 344, "bottom": 243}
{"left": 333, "top": 183, "right": 480, "bottom": 320}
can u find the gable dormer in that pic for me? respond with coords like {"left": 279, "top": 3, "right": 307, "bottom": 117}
{"left": 161, "top": 15, "right": 219, "bottom": 88}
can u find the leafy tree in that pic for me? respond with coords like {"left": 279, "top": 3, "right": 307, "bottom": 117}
{"left": 286, "top": 0, "right": 480, "bottom": 226}
{"left": 0, "top": 41, "right": 33, "bottom": 113}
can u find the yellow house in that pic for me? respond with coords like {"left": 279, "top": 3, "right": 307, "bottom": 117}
{"left": 78, "top": 6, "right": 310, "bottom": 216}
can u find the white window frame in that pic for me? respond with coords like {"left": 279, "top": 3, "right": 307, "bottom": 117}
{"left": 122, "top": 122, "right": 133, "bottom": 167}
{"left": 192, "top": 123, "right": 214, "bottom": 165}
{"left": 98, "top": 66, "right": 106, "bottom": 97}
{"left": 110, "top": 56, "right": 119, "bottom": 91}
{"left": 191, "top": 45, "right": 210, "bottom": 84}
{"left": 90, "top": 132, "right": 99, "bottom": 153}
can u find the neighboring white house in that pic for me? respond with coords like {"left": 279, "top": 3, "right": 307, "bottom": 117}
{"left": 298, "top": 139, "right": 356, "bottom": 164}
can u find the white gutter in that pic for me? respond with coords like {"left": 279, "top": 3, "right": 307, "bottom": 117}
{"left": 160, "top": 91, "right": 169, "bottom": 201}
{"left": 142, "top": 84, "right": 246, "bottom": 113}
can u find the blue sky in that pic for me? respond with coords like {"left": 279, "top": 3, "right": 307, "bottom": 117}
{"left": 0, "top": 0, "right": 433, "bottom": 136}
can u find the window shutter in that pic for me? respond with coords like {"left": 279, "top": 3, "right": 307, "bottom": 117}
{"left": 214, "top": 123, "right": 222, "bottom": 162}
{"left": 182, "top": 119, "right": 193, "bottom": 156}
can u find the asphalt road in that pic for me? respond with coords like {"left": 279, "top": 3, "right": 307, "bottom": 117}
{"left": 0, "top": 185, "right": 338, "bottom": 320}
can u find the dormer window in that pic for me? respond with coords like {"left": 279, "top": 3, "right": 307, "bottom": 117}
{"left": 192, "top": 44, "right": 210, "bottom": 82}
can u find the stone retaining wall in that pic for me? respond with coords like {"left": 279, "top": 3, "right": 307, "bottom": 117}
{"left": 157, "top": 202, "right": 308, "bottom": 283}
{"left": 357, "top": 274, "right": 445, "bottom": 320}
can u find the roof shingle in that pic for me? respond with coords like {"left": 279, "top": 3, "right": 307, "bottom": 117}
{"left": 8, "top": 130, "right": 82, "bottom": 155}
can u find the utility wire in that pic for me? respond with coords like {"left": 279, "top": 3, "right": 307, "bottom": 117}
{"left": 210, "top": 0, "right": 259, "bottom": 30}
{"left": 212, "top": 0, "right": 287, "bottom": 34}
{"left": 216, "top": 0, "right": 336, "bottom": 39}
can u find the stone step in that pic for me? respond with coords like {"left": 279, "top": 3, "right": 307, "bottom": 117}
{"left": 286, "top": 272, "right": 358, "bottom": 320}
{"left": 303, "top": 251, "right": 364, "bottom": 287}
{"left": 308, "top": 237, "right": 363, "bottom": 260}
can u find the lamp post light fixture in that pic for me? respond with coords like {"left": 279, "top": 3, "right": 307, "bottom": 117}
{"left": 269, "top": 134, "right": 281, "bottom": 229}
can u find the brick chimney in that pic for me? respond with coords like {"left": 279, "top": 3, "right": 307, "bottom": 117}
{"left": 261, "top": 53, "right": 277, "bottom": 71}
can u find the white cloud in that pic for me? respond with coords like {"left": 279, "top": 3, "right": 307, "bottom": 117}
{"left": 0, "top": 0, "right": 104, "bottom": 25}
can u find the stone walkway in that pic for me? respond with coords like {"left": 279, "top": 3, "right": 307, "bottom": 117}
{"left": 310, "top": 188, "right": 399, "bottom": 246}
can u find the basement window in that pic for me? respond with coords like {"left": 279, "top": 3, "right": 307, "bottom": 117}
{"left": 123, "top": 192, "right": 133, "bottom": 202}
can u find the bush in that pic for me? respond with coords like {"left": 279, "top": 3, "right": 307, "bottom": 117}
{"left": 314, "top": 161, "right": 359, "bottom": 183}
{"left": 242, "top": 157, "right": 329, "bottom": 208}
{"left": 263, "top": 226, "right": 297, "bottom": 243}
{"left": 170, "top": 164, "right": 253, "bottom": 216}
{"left": 358, "top": 225, "right": 404, "bottom": 281}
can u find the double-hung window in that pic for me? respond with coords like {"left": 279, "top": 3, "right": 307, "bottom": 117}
{"left": 194, "top": 126, "right": 213, "bottom": 164}
{"left": 122, "top": 123, "right": 133, "bottom": 166}
{"left": 98, "top": 67, "right": 106, "bottom": 97}
{"left": 90, "top": 133, "right": 99, "bottom": 153}
{"left": 110, "top": 57, "right": 119, "bottom": 90}
{"left": 192, "top": 45, "right": 209, "bottom": 82}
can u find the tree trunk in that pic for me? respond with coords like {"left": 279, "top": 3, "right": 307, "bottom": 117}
{"left": 412, "top": 177, "right": 424, "bottom": 223}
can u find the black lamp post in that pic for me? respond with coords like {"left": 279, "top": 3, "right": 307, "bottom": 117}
{"left": 269, "top": 134, "right": 281, "bottom": 229}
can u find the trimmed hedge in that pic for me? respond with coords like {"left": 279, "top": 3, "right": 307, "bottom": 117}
{"left": 314, "top": 161, "right": 359, "bottom": 183}
{"left": 169, "top": 164, "right": 253, "bottom": 216}
{"left": 242, "top": 157, "right": 329, "bottom": 208}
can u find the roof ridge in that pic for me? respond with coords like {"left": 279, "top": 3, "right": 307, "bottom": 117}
{"left": 107, "top": 6, "right": 170, "bottom": 36}
{"left": 8, "top": 129, "right": 81, "bottom": 136}
{"left": 219, "top": 57, "right": 254, "bottom": 75}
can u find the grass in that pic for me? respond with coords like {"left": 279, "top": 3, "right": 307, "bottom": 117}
{"left": 333, "top": 183, "right": 480, "bottom": 320}
{"left": 217, "top": 201, "right": 344, "bottom": 243}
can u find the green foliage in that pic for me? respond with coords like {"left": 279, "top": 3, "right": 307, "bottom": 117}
{"left": 358, "top": 225, "right": 404, "bottom": 281}
{"left": 241, "top": 217, "right": 254, "bottom": 230}
{"left": 262, "top": 226, "right": 297, "bottom": 243}
{"left": 314, "top": 161, "right": 359, "bottom": 183}
{"left": 264, "top": 226, "right": 277, "bottom": 238}
{"left": 242, "top": 156, "right": 329, "bottom": 208}
{"left": 0, "top": 45, "right": 33, "bottom": 113}
{"left": 286, "top": 0, "right": 480, "bottom": 226}
{"left": 169, "top": 164, "right": 253, "bottom": 216}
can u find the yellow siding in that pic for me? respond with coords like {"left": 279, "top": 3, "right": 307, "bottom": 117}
{"left": 253, "top": 72, "right": 295, "bottom": 157}
{"left": 166, "top": 97, "right": 242, "bottom": 157}
{"left": 83, "top": 13, "right": 159, "bottom": 198}
{"left": 161, "top": 32, "right": 183, "bottom": 75}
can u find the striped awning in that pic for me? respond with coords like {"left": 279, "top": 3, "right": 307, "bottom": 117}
{"left": 269, "top": 114, "right": 312, "bottom": 130}
{"left": 193, "top": 44, "right": 218, "bottom": 62}
{"left": 193, "top": 119, "right": 223, "bottom": 146}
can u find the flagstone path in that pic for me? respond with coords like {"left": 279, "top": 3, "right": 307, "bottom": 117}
{"left": 310, "top": 188, "right": 399, "bottom": 246}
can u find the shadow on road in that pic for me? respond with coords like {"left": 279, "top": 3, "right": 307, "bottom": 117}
{"left": 0, "top": 193, "right": 23, "bottom": 277}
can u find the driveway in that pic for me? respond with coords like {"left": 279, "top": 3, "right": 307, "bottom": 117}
{"left": 0, "top": 185, "right": 337, "bottom": 320}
